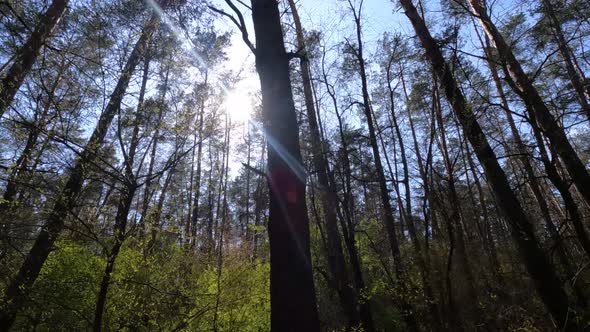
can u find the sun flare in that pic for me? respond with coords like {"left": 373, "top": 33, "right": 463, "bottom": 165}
{"left": 224, "top": 90, "right": 252, "bottom": 122}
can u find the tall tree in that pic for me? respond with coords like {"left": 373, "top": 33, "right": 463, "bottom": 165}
{"left": 466, "top": 0, "right": 590, "bottom": 207}
{"left": 345, "top": 1, "right": 420, "bottom": 330}
{"left": 397, "top": 0, "right": 578, "bottom": 328}
{"left": 0, "top": 0, "right": 69, "bottom": 118}
{"left": 250, "top": 0, "right": 320, "bottom": 330}
{"left": 286, "top": 0, "right": 365, "bottom": 329}
{"left": 0, "top": 12, "right": 160, "bottom": 328}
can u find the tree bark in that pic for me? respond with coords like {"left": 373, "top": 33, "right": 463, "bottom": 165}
{"left": 250, "top": 1, "right": 320, "bottom": 330}
{"left": 541, "top": 0, "right": 590, "bottom": 121}
{"left": 92, "top": 52, "right": 151, "bottom": 331}
{"left": 286, "top": 0, "right": 362, "bottom": 329}
{"left": 320, "top": 51, "right": 376, "bottom": 331}
{"left": 432, "top": 75, "right": 481, "bottom": 328}
{"left": 139, "top": 60, "right": 171, "bottom": 230}
{"left": 190, "top": 75, "right": 208, "bottom": 246}
{"left": 467, "top": 0, "right": 590, "bottom": 208}
{"left": 0, "top": 14, "right": 159, "bottom": 329}
{"left": 398, "top": 0, "right": 577, "bottom": 328}
{"left": 0, "top": 0, "right": 69, "bottom": 118}
{"left": 347, "top": 2, "right": 419, "bottom": 330}
{"left": 398, "top": 68, "right": 444, "bottom": 330}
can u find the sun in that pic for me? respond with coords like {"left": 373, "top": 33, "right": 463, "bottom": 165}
{"left": 224, "top": 89, "right": 252, "bottom": 122}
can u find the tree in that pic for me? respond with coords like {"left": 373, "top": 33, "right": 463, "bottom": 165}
{"left": 250, "top": 0, "right": 320, "bottom": 330}
{"left": 397, "top": 0, "right": 578, "bottom": 328}
{"left": 0, "top": 0, "right": 69, "bottom": 118}
{"left": 0, "top": 11, "right": 160, "bottom": 328}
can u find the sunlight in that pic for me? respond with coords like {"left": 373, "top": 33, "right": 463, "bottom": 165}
{"left": 223, "top": 89, "right": 252, "bottom": 122}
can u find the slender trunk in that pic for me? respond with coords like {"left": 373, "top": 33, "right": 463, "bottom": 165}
{"left": 386, "top": 59, "right": 413, "bottom": 233}
{"left": 320, "top": 53, "right": 375, "bottom": 329}
{"left": 206, "top": 141, "right": 215, "bottom": 254}
{"left": 251, "top": 1, "right": 320, "bottom": 329}
{"left": 139, "top": 61, "right": 171, "bottom": 230}
{"left": 398, "top": 0, "right": 576, "bottom": 328}
{"left": 286, "top": 0, "right": 361, "bottom": 328}
{"left": 190, "top": 78, "right": 207, "bottom": 246}
{"left": 432, "top": 75, "right": 480, "bottom": 327}
{"left": 0, "top": 0, "right": 69, "bottom": 118}
{"left": 0, "top": 14, "right": 159, "bottom": 329}
{"left": 251, "top": 142, "right": 266, "bottom": 262}
{"left": 348, "top": 3, "right": 418, "bottom": 330}
{"left": 93, "top": 183, "right": 137, "bottom": 332}
{"left": 187, "top": 134, "right": 196, "bottom": 242}
{"left": 212, "top": 115, "right": 231, "bottom": 332}
{"left": 395, "top": 63, "right": 444, "bottom": 331}
{"left": 400, "top": 69, "right": 439, "bottom": 242}
{"left": 462, "top": 135, "right": 502, "bottom": 284}
{"left": 0, "top": 60, "right": 63, "bottom": 213}
{"left": 541, "top": 0, "right": 590, "bottom": 121}
{"left": 468, "top": 0, "right": 590, "bottom": 207}
{"left": 0, "top": 51, "right": 70, "bottom": 254}
{"left": 244, "top": 124, "right": 252, "bottom": 238}
{"left": 93, "top": 52, "right": 150, "bottom": 331}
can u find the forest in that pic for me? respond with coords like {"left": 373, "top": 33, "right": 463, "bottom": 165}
{"left": 0, "top": 0, "right": 589, "bottom": 330}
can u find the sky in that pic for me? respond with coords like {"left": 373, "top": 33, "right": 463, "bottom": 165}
{"left": 210, "top": 0, "right": 531, "bottom": 84}
{"left": 198, "top": 0, "right": 539, "bottom": 178}
{"left": 210, "top": 0, "right": 414, "bottom": 109}
{"left": 202, "top": 0, "right": 415, "bottom": 177}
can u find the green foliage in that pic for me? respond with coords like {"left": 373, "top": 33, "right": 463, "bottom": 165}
{"left": 9, "top": 238, "right": 270, "bottom": 331}
{"left": 13, "top": 241, "right": 104, "bottom": 330}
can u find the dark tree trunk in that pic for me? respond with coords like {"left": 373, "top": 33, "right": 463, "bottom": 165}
{"left": 93, "top": 183, "right": 137, "bottom": 332}
{"left": 0, "top": 0, "right": 69, "bottom": 118}
{"left": 286, "top": 0, "right": 361, "bottom": 329}
{"left": 250, "top": 1, "right": 320, "bottom": 330}
{"left": 250, "top": 142, "right": 266, "bottom": 262}
{"left": 190, "top": 76, "right": 207, "bottom": 246}
{"left": 399, "top": 69, "right": 444, "bottom": 330}
{"left": 467, "top": 0, "right": 590, "bottom": 208}
{"left": 0, "top": 58, "right": 64, "bottom": 213}
{"left": 347, "top": 2, "right": 419, "bottom": 330}
{"left": 0, "top": 14, "right": 159, "bottom": 329}
{"left": 92, "top": 52, "right": 151, "bottom": 332}
{"left": 320, "top": 53, "right": 375, "bottom": 331}
{"left": 541, "top": 0, "right": 590, "bottom": 121}
{"left": 398, "top": 0, "right": 577, "bottom": 329}
{"left": 432, "top": 75, "right": 481, "bottom": 328}
{"left": 139, "top": 62, "right": 171, "bottom": 230}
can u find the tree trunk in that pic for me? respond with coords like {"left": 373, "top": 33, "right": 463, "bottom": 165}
{"left": 286, "top": 0, "right": 361, "bottom": 329}
{"left": 93, "top": 182, "right": 137, "bottom": 332}
{"left": 139, "top": 61, "right": 171, "bottom": 230}
{"left": 251, "top": 141, "right": 266, "bottom": 262}
{"left": 0, "top": 56, "right": 65, "bottom": 214}
{"left": 92, "top": 52, "right": 151, "bottom": 331}
{"left": 320, "top": 52, "right": 375, "bottom": 331}
{"left": 0, "top": 0, "right": 69, "bottom": 118}
{"left": 399, "top": 69, "right": 444, "bottom": 330}
{"left": 0, "top": 14, "right": 159, "bottom": 329}
{"left": 541, "top": 0, "right": 590, "bottom": 121}
{"left": 250, "top": 1, "right": 320, "bottom": 330}
{"left": 190, "top": 75, "right": 207, "bottom": 246}
{"left": 398, "top": 0, "right": 577, "bottom": 328}
{"left": 432, "top": 75, "right": 481, "bottom": 328}
{"left": 467, "top": 0, "right": 590, "bottom": 208}
{"left": 347, "top": 2, "right": 419, "bottom": 330}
